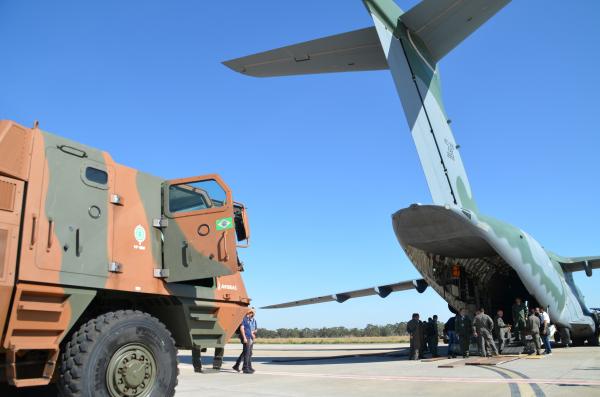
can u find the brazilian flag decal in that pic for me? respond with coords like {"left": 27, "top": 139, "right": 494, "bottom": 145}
{"left": 216, "top": 217, "right": 234, "bottom": 231}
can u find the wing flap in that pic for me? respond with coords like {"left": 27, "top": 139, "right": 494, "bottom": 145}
{"left": 261, "top": 279, "right": 427, "bottom": 309}
{"left": 400, "top": 0, "right": 511, "bottom": 63}
{"left": 559, "top": 256, "right": 600, "bottom": 277}
{"left": 222, "top": 27, "right": 388, "bottom": 77}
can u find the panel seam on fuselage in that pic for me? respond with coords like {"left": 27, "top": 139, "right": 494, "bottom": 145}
{"left": 397, "top": 27, "right": 457, "bottom": 206}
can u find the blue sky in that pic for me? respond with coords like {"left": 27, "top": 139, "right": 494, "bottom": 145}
{"left": 1, "top": 1, "right": 599, "bottom": 329}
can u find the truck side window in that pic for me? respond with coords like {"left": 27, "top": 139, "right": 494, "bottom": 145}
{"left": 85, "top": 167, "right": 108, "bottom": 185}
{"left": 168, "top": 180, "right": 226, "bottom": 214}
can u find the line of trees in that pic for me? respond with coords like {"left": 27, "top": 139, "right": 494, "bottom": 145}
{"left": 256, "top": 323, "right": 412, "bottom": 338}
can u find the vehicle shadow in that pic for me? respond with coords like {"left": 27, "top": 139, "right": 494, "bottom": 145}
{"left": 0, "top": 383, "right": 57, "bottom": 397}
{"left": 178, "top": 347, "right": 412, "bottom": 366}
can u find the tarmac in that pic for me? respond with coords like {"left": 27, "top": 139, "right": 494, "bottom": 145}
{"left": 174, "top": 343, "right": 600, "bottom": 397}
{"left": 3, "top": 343, "right": 600, "bottom": 396}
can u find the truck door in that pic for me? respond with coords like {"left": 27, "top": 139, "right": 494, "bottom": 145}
{"left": 161, "top": 175, "right": 238, "bottom": 283}
{"left": 35, "top": 147, "right": 114, "bottom": 278}
{"left": 0, "top": 176, "right": 24, "bottom": 339}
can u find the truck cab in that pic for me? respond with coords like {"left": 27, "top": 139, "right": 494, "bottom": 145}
{"left": 0, "top": 120, "right": 252, "bottom": 395}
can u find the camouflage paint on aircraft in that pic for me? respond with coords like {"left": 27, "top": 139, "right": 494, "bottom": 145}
{"left": 224, "top": 0, "right": 599, "bottom": 339}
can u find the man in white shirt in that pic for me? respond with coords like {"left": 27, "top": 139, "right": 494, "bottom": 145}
{"left": 539, "top": 307, "right": 552, "bottom": 355}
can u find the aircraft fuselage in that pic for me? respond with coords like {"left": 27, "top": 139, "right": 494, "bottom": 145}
{"left": 393, "top": 204, "right": 597, "bottom": 340}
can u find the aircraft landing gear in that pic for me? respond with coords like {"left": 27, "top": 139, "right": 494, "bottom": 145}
{"left": 558, "top": 327, "right": 572, "bottom": 347}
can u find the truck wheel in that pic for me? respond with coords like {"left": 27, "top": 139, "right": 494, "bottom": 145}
{"left": 57, "top": 310, "right": 178, "bottom": 397}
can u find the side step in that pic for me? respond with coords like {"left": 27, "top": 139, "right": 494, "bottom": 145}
{"left": 2, "top": 284, "right": 71, "bottom": 387}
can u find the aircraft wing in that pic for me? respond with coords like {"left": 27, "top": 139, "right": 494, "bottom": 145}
{"left": 222, "top": 27, "right": 388, "bottom": 77}
{"left": 400, "top": 0, "right": 511, "bottom": 63}
{"left": 559, "top": 256, "right": 600, "bottom": 277}
{"left": 261, "top": 279, "right": 428, "bottom": 309}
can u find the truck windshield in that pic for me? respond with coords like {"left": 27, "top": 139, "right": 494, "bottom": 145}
{"left": 168, "top": 179, "right": 226, "bottom": 214}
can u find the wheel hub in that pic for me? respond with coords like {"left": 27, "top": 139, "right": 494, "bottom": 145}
{"left": 107, "top": 343, "right": 156, "bottom": 397}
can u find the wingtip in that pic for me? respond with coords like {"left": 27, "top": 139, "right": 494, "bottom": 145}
{"left": 222, "top": 59, "right": 248, "bottom": 75}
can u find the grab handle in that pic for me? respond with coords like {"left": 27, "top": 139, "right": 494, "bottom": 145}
{"left": 29, "top": 214, "right": 38, "bottom": 249}
{"left": 46, "top": 219, "right": 54, "bottom": 252}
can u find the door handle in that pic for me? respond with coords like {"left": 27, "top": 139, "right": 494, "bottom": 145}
{"left": 183, "top": 241, "right": 192, "bottom": 266}
{"left": 219, "top": 231, "right": 229, "bottom": 262}
{"left": 29, "top": 214, "right": 38, "bottom": 249}
{"left": 46, "top": 219, "right": 54, "bottom": 252}
{"left": 75, "top": 228, "right": 81, "bottom": 257}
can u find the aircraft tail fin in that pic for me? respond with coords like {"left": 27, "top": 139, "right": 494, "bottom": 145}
{"left": 224, "top": 0, "right": 511, "bottom": 211}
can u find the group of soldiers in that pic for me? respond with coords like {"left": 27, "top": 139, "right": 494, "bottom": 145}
{"left": 407, "top": 298, "right": 552, "bottom": 360}
{"left": 406, "top": 314, "right": 441, "bottom": 359}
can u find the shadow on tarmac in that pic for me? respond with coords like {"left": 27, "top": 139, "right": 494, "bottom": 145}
{"left": 178, "top": 347, "right": 410, "bottom": 366}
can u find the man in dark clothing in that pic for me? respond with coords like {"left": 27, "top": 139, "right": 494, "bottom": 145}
{"left": 233, "top": 308, "right": 256, "bottom": 373}
{"left": 444, "top": 316, "right": 458, "bottom": 358}
{"left": 407, "top": 313, "right": 424, "bottom": 360}
{"left": 421, "top": 317, "right": 432, "bottom": 357}
{"left": 455, "top": 308, "right": 472, "bottom": 358}
{"left": 493, "top": 310, "right": 510, "bottom": 353}
{"left": 473, "top": 308, "right": 499, "bottom": 357}
{"left": 525, "top": 308, "right": 542, "bottom": 355}
{"left": 512, "top": 298, "right": 527, "bottom": 342}
{"left": 428, "top": 315, "right": 440, "bottom": 357}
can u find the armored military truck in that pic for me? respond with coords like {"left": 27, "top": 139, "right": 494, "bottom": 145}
{"left": 0, "top": 120, "right": 252, "bottom": 396}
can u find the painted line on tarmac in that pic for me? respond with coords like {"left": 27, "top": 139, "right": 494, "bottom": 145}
{"left": 477, "top": 367, "right": 522, "bottom": 397}
{"left": 479, "top": 366, "right": 547, "bottom": 397}
{"left": 242, "top": 370, "right": 600, "bottom": 387}
{"left": 496, "top": 367, "right": 546, "bottom": 397}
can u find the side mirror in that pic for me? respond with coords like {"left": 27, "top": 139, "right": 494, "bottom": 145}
{"left": 233, "top": 202, "right": 250, "bottom": 248}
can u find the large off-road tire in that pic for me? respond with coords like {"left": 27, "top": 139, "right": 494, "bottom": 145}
{"left": 57, "top": 310, "right": 178, "bottom": 397}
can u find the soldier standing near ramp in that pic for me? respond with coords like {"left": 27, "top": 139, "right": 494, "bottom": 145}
{"left": 512, "top": 298, "right": 528, "bottom": 342}
{"left": 493, "top": 310, "right": 510, "bottom": 354}
{"left": 407, "top": 313, "right": 423, "bottom": 360}
{"left": 455, "top": 309, "right": 472, "bottom": 358}
{"left": 525, "top": 308, "right": 542, "bottom": 355}
{"left": 428, "top": 315, "right": 440, "bottom": 357}
{"left": 473, "top": 308, "right": 499, "bottom": 357}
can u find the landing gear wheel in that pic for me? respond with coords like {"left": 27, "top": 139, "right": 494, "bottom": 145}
{"left": 559, "top": 327, "right": 572, "bottom": 347}
{"left": 57, "top": 310, "right": 178, "bottom": 397}
{"left": 553, "top": 331, "right": 561, "bottom": 344}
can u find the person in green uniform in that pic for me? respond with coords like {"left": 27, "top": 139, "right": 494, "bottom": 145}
{"left": 473, "top": 308, "right": 499, "bottom": 357}
{"left": 512, "top": 298, "right": 527, "bottom": 342}
{"left": 407, "top": 313, "right": 423, "bottom": 360}
{"left": 525, "top": 308, "right": 542, "bottom": 355}
{"left": 493, "top": 309, "right": 510, "bottom": 354}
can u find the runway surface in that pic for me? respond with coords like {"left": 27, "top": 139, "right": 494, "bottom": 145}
{"left": 3, "top": 343, "right": 599, "bottom": 396}
{"left": 175, "top": 343, "right": 600, "bottom": 397}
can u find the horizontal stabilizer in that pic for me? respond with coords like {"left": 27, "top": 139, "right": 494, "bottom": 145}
{"left": 223, "top": 27, "right": 388, "bottom": 77}
{"left": 400, "top": 0, "right": 511, "bottom": 63}
{"left": 261, "top": 279, "right": 427, "bottom": 309}
{"left": 559, "top": 256, "right": 600, "bottom": 277}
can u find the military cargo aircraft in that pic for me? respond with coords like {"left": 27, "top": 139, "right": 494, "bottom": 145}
{"left": 224, "top": 0, "right": 600, "bottom": 345}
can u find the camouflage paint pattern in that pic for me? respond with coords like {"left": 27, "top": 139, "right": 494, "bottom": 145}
{"left": 0, "top": 120, "right": 251, "bottom": 386}
{"left": 362, "top": 1, "right": 595, "bottom": 337}
{"left": 222, "top": 0, "right": 596, "bottom": 339}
